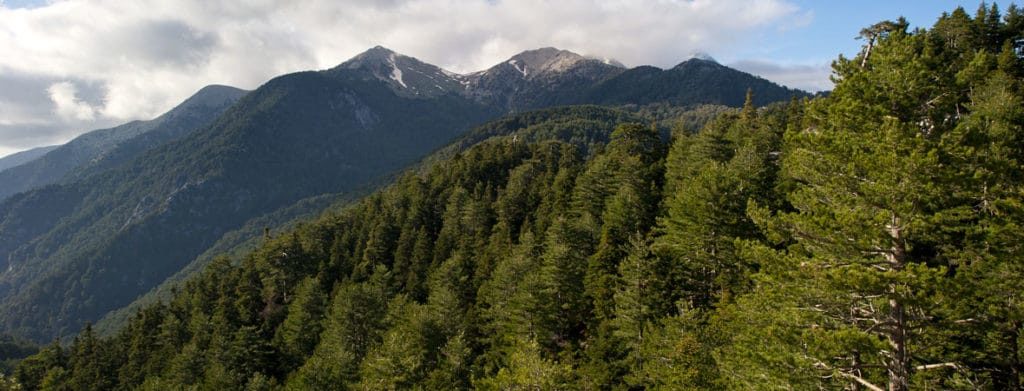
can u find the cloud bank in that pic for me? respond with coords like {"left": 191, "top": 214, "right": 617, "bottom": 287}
{"left": 0, "top": 0, "right": 828, "bottom": 156}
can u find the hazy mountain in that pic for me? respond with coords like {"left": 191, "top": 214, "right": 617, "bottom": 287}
{"left": 0, "top": 85, "right": 247, "bottom": 201}
{"left": 0, "top": 46, "right": 806, "bottom": 342}
{"left": 66, "top": 85, "right": 249, "bottom": 182}
{"left": 584, "top": 57, "right": 809, "bottom": 107}
{"left": 0, "top": 146, "right": 58, "bottom": 173}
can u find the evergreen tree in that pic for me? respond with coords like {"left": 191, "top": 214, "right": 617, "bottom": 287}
{"left": 287, "top": 268, "right": 389, "bottom": 389}
{"left": 722, "top": 21, "right": 986, "bottom": 390}
{"left": 474, "top": 338, "right": 574, "bottom": 391}
{"left": 612, "top": 235, "right": 671, "bottom": 386}
{"left": 273, "top": 277, "right": 327, "bottom": 373}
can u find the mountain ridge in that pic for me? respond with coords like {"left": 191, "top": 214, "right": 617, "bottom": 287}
{"left": 0, "top": 145, "right": 58, "bottom": 173}
{"left": 0, "top": 45, "right": 807, "bottom": 342}
{"left": 0, "top": 85, "right": 248, "bottom": 201}
{"left": 326, "top": 46, "right": 808, "bottom": 110}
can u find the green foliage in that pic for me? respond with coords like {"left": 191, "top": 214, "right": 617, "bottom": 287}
{"left": 718, "top": 6, "right": 1024, "bottom": 390}
{"left": 474, "top": 338, "right": 575, "bottom": 391}
{"left": 0, "top": 335, "right": 38, "bottom": 376}
{"left": 14, "top": 5, "right": 1024, "bottom": 389}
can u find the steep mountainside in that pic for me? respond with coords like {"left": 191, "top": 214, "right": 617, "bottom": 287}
{"left": 0, "top": 146, "right": 58, "bottom": 173}
{"left": 0, "top": 85, "right": 247, "bottom": 201}
{"left": 0, "top": 46, "right": 806, "bottom": 343}
{"left": 0, "top": 64, "right": 496, "bottom": 341}
{"left": 67, "top": 85, "right": 249, "bottom": 182}
{"left": 9, "top": 105, "right": 683, "bottom": 389}
{"left": 93, "top": 105, "right": 642, "bottom": 336}
{"left": 16, "top": 4, "right": 1024, "bottom": 390}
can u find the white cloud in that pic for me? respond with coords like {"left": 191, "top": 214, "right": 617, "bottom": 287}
{"left": 0, "top": 0, "right": 816, "bottom": 156}
{"left": 47, "top": 81, "right": 97, "bottom": 121}
{"left": 729, "top": 59, "right": 833, "bottom": 92}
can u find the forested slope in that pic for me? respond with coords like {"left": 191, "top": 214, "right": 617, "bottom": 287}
{"left": 13, "top": 4, "right": 1024, "bottom": 390}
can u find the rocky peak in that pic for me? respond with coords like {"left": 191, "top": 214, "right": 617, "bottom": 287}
{"left": 502, "top": 47, "right": 590, "bottom": 78}
{"left": 333, "top": 46, "right": 465, "bottom": 98}
{"left": 338, "top": 46, "right": 399, "bottom": 69}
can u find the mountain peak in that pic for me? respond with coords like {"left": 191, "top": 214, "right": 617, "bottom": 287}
{"left": 333, "top": 46, "right": 466, "bottom": 97}
{"left": 340, "top": 46, "right": 404, "bottom": 68}
{"left": 364, "top": 45, "right": 398, "bottom": 57}
{"left": 672, "top": 54, "right": 726, "bottom": 71}
{"left": 179, "top": 85, "right": 247, "bottom": 109}
{"left": 687, "top": 51, "right": 718, "bottom": 63}
{"left": 504, "top": 47, "right": 589, "bottom": 76}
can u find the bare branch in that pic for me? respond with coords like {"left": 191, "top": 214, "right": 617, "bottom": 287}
{"left": 915, "top": 362, "right": 959, "bottom": 371}
{"left": 840, "top": 371, "right": 885, "bottom": 391}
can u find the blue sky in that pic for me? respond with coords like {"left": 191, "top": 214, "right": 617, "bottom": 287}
{"left": 0, "top": 0, "right": 45, "bottom": 7}
{"left": 0, "top": 1, "right": 1009, "bottom": 158}
{"left": 737, "top": 1, "right": 979, "bottom": 63}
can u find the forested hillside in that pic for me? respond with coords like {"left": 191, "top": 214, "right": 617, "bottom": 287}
{"left": 0, "top": 146, "right": 57, "bottom": 173}
{"left": 12, "top": 4, "right": 1024, "bottom": 390}
{"left": 0, "top": 85, "right": 246, "bottom": 201}
{"left": 0, "top": 44, "right": 798, "bottom": 344}
{"left": 0, "top": 71, "right": 495, "bottom": 342}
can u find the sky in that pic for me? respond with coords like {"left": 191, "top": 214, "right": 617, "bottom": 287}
{"left": 0, "top": 0, "right": 992, "bottom": 158}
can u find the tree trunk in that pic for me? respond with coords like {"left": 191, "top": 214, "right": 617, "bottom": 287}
{"left": 886, "top": 215, "right": 910, "bottom": 391}
{"left": 861, "top": 36, "right": 876, "bottom": 68}
{"left": 888, "top": 297, "right": 909, "bottom": 391}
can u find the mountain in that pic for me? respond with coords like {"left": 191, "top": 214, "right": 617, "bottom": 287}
{"left": 66, "top": 85, "right": 249, "bottom": 182}
{"left": 330, "top": 45, "right": 467, "bottom": 98}
{"left": 0, "top": 46, "right": 806, "bottom": 342}
{"left": 19, "top": 4, "right": 1024, "bottom": 389}
{"left": 0, "top": 85, "right": 247, "bottom": 201}
{"left": 5, "top": 104, "right": 694, "bottom": 389}
{"left": 92, "top": 105, "right": 641, "bottom": 336}
{"left": 0, "top": 146, "right": 58, "bottom": 173}
{"left": 323, "top": 46, "right": 806, "bottom": 111}
{"left": 0, "top": 55, "right": 496, "bottom": 341}
{"left": 462, "top": 47, "right": 627, "bottom": 110}
{"left": 584, "top": 57, "right": 807, "bottom": 107}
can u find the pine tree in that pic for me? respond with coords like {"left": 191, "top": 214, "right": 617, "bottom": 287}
{"left": 536, "top": 216, "right": 591, "bottom": 353}
{"left": 474, "top": 338, "right": 574, "bottom": 390}
{"left": 67, "top": 324, "right": 112, "bottom": 390}
{"left": 939, "top": 45, "right": 1024, "bottom": 388}
{"left": 722, "top": 24, "right": 971, "bottom": 390}
{"left": 273, "top": 276, "right": 327, "bottom": 372}
{"left": 478, "top": 231, "right": 545, "bottom": 367}
{"left": 611, "top": 236, "right": 669, "bottom": 386}
{"left": 287, "top": 267, "right": 390, "bottom": 389}
{"left": 357, "top": 297, "right": 441, "bottom": 390}
{"left": 15, "top": 341, "right": 65, "bottom": 391}
{"left": 629, "top": 306, "right": 721, "bottom": 390}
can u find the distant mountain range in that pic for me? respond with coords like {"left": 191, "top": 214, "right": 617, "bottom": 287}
{"left": 0, "top": 85, "right": 247, "bottom": 201}
{"left": 0, "top": 146, "right": 58, "bottom": 173}
{"left": 0, "top": 46, "right": 808, "bottom": 341}
{"left": 331, "top": 46, "right": 805, "bottom": 110}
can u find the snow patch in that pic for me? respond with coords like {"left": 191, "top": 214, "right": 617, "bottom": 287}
{"left": 508, "top": 59, "right": 528, "bottom": 77}
{"left": 387, "top": 53, "right": 407, "bottom": 88}
{"left": 688, "top": 52, "right": 717, "bottom": 63}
